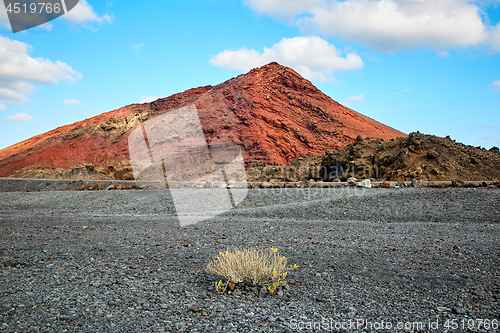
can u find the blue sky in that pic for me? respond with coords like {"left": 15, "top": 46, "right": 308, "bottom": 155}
{"left": 0, "top": 0, "right": 499, "bottom": 150}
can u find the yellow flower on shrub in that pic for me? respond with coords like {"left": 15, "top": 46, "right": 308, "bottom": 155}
{"left": 215, "top": 280, "right": 226, "bottom": 292}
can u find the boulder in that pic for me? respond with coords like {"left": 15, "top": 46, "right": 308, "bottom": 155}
{"left": 427, "top": 150, "right": 439, "bottom": 159}
{"left": 411, "top": 179, "right": 423, "bottom": 187}
{"left": 357, "top": 179, "right": 372, "bottom": 188}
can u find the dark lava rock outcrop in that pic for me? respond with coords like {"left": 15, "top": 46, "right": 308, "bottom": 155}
{"left": 247, "top": 133, "right": 500, "bottom": 182}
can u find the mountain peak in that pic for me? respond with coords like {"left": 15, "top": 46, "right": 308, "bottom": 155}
{"left": 0, "top": 64, "right": 406, "bottom": 179}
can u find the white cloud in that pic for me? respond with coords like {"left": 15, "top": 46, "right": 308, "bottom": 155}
{"left": 64, "top": 98, "right": 86, "bottom": 106}
{"left": 131, "top": 44, "right": 144, "bottom": 51}
{"left": 0, "top": 5, "right": 10, "bottom": 29}
{"left": 480, "top": 136, "right": 500, "bottom": 144}
{"left": 6, "top": 113, "right": 34, "bottom": 122}
{"left": 243, "top": 0, "right": 323, "bottom": 18}
{"left": 244, "top": 0, "right": 498, "bottom": 53}
{"left": 304, "top": 0, "right": 488, "bottom": 52}
{"left": 210, "top": 36, "right": 363, "bottom": 81}
{"left": 139, "top": 95, "right": 159, "bottom": 103}
{"left": 39, "top": 23, "right": 53, "bottom": 31}
{"left": 489, "top": 23, "right": 500, "bottom": 53}
{"left": 480, "top": 125, "right": 500, "bottom": 130}
{"left": 0, "top": 36, "right": 82, "bottom": 105}
{"left": 393, "top": 89, "right": 412, "bottom": 95}
{"left": 0, "top": 82, "right": 32, "bottom": 103}
{"left": 492, "top": 80, "right": 500, "bottom": 92}
{"left": 0, "top": 103, "right": 5, "bottom": 111}
{"left": 341, "top": 93, "right": 365, "bottom": 108}
{"left": 63, "top": 0, "right": 112, "bottom": 26}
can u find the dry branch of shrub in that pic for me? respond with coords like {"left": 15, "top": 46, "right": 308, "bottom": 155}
{"left": 205, "top": 247, "right": 289, "bottom": 287}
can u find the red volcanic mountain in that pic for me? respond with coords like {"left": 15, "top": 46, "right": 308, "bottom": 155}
{"left": 0, "top": 62, "right": 406, "bottom": 180}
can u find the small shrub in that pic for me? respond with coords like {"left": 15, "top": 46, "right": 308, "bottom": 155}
{"left": 205, "top": 247, "right": 297, "bottom": 294}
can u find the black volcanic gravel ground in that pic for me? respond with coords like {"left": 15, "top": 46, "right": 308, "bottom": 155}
{"left": 0, "top": 187, "right": 499, "bottom": 332}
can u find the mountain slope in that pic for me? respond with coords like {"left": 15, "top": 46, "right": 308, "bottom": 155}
{"left": 0, "top": 62, "right": 406, "bottom": 180}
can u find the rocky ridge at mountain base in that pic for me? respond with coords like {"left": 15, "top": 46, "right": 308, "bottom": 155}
{"left": 247, "top": 132, "right": 500, "bottom": 183}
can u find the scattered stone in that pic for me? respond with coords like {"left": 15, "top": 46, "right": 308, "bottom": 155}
{"left": 244, "top": 280, "right": 255, "bottom": 288}
{"left": 357, "top": 179, "right": 372, "bottom": 188}
{"left": 190, "top": 307, "right": 203, "bottom": 313}
{"left": 0, "top": 185, "right": 498, "bottom": 332}
{"left": 437, "top": 307, "right": 451, "bottom": 312}
{"left": 452, "top": 307, "right": 465, "bottom": 315}
{"left": 298, "top": 180, "right": 309, "bottom": 188}
{"left": 175, "top": 322, "right": 186, "bottom": 330}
